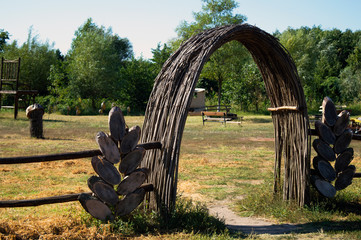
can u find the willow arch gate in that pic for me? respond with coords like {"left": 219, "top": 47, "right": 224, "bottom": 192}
{"left": 140, "top": 24, "right": 310, "bottom": 211}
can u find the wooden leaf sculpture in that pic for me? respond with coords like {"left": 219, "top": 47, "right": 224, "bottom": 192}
{"left": 108, "top": 106, "right": 126, "bottom": 143}
{"left": 313, "top": 139, "right": 335, "bottom": 162}
{"left": 82, "top": 106, "right": 154, "bottom": 221}
{"left": 119, "top": 147, "right": 146, "bottom": 175}
{"left": 95, "top": 131, "right": 120, "bottom": 164}
{"left": 92, "top": 156, "right": 121, "bottom": 186}
{"left": 87, "top": 175, "right": 101, "bottom": 192}
{"left": 334, "top": 110, "right": 350, "bottom": 136}
{"left": 312, "top": 175, "right": 337, "bottom": 198}
{"left": 334, "top": 129, "right": 353, "bottom": 154}
{"left": 311, "top": 97, "right": 355, "bottom": 198}
{"left": 335, "top": 165, "right": 355, "bottom": 190}
{"left": 117, "top": 168, "right": 148, "bottom": 195}
{"left": 322, "top": 96, "right": 337, "bottom": 127}
{"left": 115, "top": 188, "right": 146, "bottom": 217}
{"left": 316, "top": 159, "right": 336, "bottom": 182}
{"left": 87, "top": 176, "right": 119, "bottom": 206}
{"left": 78, "top": 193, "right": 115, "bottom": 222}
{"left": 315, "top": 120, "right": 336, "bottom": 145}
{"left": 335, "top": 148, "right": 354, "bottom": 174}
{"left": 93, "top": 181, "right": 119, "bottom": 206}
{"left": 120, "top": 126, "right": 141, "bottom": 154}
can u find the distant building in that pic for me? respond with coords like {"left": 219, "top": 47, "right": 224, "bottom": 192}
{"left": 189, "top": 88, "right": 205, "bottom": 112}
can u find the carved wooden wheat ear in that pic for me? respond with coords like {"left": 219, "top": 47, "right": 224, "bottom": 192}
{"left": 79, "top": 106, "right": 154, "bottom": 221}
{"left": 311, "top": 97, "right": 355, "bottom": 198}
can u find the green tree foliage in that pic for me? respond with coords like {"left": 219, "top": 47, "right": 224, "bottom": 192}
{"left": 66, "top": 18, "right": 133, "bottom": 108}
{"left": 223, "top": 62, "right": 266, "bottom": 112}
{"left": 0, "top": 29, "right": 9, "bottom": 52}
{"left": 174, "top": 0, "right": 246, "bottom": 43}
{"left": 173, "top": 0, "right": 253, "bottom": 110}
{"left": 279, "top": 27, "right": 361, "bottom": 110}
{"left": 150, "top": 43, "right": 173, "bottom": 73}
{"left": 1, "top": 27, "right": 58, "bottom": 95}
{"left": 118, "top": 57, "right": 157, "bottom": 112}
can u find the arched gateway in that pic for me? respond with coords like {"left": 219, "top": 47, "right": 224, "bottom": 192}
{"left": 140, "top": 24, "right": 310, "bottom": 211}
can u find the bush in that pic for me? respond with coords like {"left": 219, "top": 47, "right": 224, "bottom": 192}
{"left": 80, "top": 197, "right": 226, "bottom": 237}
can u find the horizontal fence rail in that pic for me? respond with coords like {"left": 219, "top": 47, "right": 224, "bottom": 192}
{"left": 0, "top": 192, "right": 92, "bottom": 208}
{"left": 309, "top": 129, "right": 361, "bottom": 141}
{"left": 0, "top": 141, "right": 162, "bottom": 164}
{"left": 0, "top": 141, "right": 161, "bottom": 208}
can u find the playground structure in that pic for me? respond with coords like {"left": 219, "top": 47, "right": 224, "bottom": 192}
{"left": 1, "top": 24, "right": 353, "bottom": 217}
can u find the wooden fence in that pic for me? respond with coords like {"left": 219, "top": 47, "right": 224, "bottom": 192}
{"left": 0, "top": 142, "right": 161, "bottom": 208}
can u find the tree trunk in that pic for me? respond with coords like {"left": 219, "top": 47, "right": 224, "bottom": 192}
{"left": 217, "top": 76, "right": 223, "bottom": 112}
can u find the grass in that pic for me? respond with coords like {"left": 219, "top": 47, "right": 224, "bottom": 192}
{"left": 1, "top": 110, "right": 361, "bottom": 239}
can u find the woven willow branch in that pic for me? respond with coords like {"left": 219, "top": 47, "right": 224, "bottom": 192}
{"left": 140, "top": 24, "right": 310, "bottom": 212}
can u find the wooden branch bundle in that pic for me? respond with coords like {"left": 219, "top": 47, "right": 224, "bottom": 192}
{"left": 140, "top": 24, "right": 309, "bottom": 211}
{"left": 311, "top": 97, "right": 355, "bottom": 197}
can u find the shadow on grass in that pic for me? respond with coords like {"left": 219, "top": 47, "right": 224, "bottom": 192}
{"left": 248, "top": 118, "right": 273, "bottom": 123}
{"left": 227, "top": 220, "right": 361, "bottom": 235}
{"left": 44, "top": 137, "right": 75, "bottom": 141}
{"left": 43, "top": 119, "right": 67, "bottom": 123}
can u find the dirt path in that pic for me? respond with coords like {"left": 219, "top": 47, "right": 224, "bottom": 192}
{"left": 207, "top": 201, "right": 301, "bottom": 235}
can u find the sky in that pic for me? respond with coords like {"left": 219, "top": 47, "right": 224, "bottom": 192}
{"left": 1, "top": 0, "right": 360, "bottom": 59}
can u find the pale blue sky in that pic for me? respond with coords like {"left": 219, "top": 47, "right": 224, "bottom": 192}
{"left": 1, "top": 0, "right": 360, "bottom": 59}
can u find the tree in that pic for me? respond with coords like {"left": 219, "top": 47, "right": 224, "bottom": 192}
{"left": 151, "top": 43, "right": 173, "bottom": 73}
{"left": 278, "top": 27, "right": 360, "bottom": 109}
{"left": 1, "top": 27, "right": 58, "bottom": 95}
{"left": 340, "top": 37, "right": 361, "bottom": 103}
{"left": 173, "top": 0, "right": 249, "bottom": 109}
{"left": 174, "top": 0, "right": 246, "bottom": 43}
{"left": 67, "top": 18, "right": 133, "bottom": 108}
{"left": 0, "top": 29, "right": 9, "bottom": 52}
{"left": 118, "top": 57, "right": 157, "bottom": 112}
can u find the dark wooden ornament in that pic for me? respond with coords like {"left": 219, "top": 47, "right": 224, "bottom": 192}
{"left": 335, "top": 148, "right": 354, "bottom": 174}
{"left": 316, "top": 159, "right": 336, "bottom": 182}
{"left": 312, "top": 156, "right": 322, "bottom": 170}
{"left": 95, "top": 131, "right": 120, "bottom": 164}
{"left": 91, "top": 156, "right": 101, "bottom": 174}
{"left": 87, "top": 175, "right": 118, "bottom": 205}
{"left": 78, "top": 193, "right": 115, "bottom": 221}
{"left": 322, "top": 96, "right": 337, "bottom": 127}
{"left": 87, "top": 175, "right": 101, "bottom": 192}
{"left": 315, "top": 120, "right": 336, "bottom": 145}
{"left": 93, "top": 181, "right": 119, "bottom": 206}
{"left": 311, "top": 175, "right": 336, "bottom": 198}
{"left": 117, "top": 168, "right": 149, "bottom": 195}
{"left": 119, "top": 147, "right": 146, "bottom": 175}
{"left": 120, "top": 126, "right": 141, "bottom": 154}
{"left": 334, "top": 129, "right": 353, "bottom": 154}
{"left": 108, "top": 106, "right": 126, "bottom": 143}
{"left": 115, "top": 188, "right": 146, "bottom": 216}
{"left": 335, "top": 165, "right": 356, "bottom": 190}
{"left": 333, "top": 110, "right": 350, "bottom": 136}
{"left": 313, "top": 139, "right": 336, "bottom": 161}
{"left": 92, "top": 156, "right": 121, "bottom": 186}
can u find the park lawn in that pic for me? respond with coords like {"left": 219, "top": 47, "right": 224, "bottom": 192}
{"left": 1, "top": 110, "right": 361, "bottom": 239}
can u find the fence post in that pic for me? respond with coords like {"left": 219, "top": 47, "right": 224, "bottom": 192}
{"left": 26, "top": 103, "right": 44, "bottom": 139}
